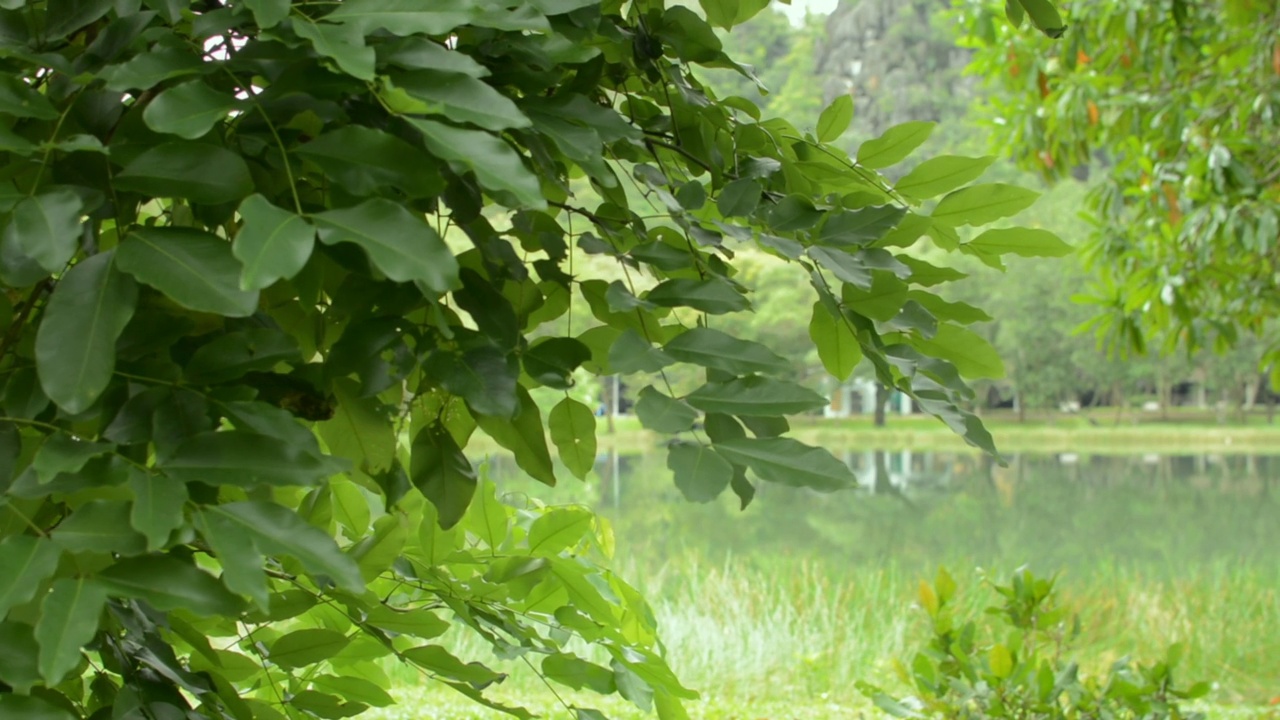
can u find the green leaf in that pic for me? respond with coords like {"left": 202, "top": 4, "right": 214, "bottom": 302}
{"left": 99, "top": 47, "right": 205, "bottom": 93}
{"left": 474, "top": 387, "right": 556, "bottom": 486}
{"left": 686, "top": 376, "right": 827, "bottom": 416}
{"left": 766, "top": 195, "right": 823, "bottom": 231}
{"left": 410, "top": 423, "right": 477, "bottom": 530}
{"left": 142, "top": 80, "right": 239, "bottom": 139}
{"left": 524, "top": 337, "right": 591, "bottom": 389}
{"left": 4, "top": 189, "right": 83, "bottom": 272}
{"left": 713, "top": 437, "right": 855, "bottom": 491}
{"left": 464, "top": 478, "right": 508, "bottom": 550}
{"left": 243, "top": 0, "right": 290, "bottom": 27}
{"left": 817, "top": 205, "right": 907, "bottom": 247}
{"left": 99, "top": 556, "right": 246, "bottom": 616}
{"left": 646, "top": 278, "right": 749, "bottom": 314}
{"left": 1004, "top": 0, "right": 1026, "bottom": 27}
{"left": 543, "top": 654, "right": 616, "bottom": 694}
{"left": 34, "top": 251, "right": 137, "bottom": 414}
{"left": 270, "top": 629, "right": 351, "bottom": 669}
{"left": 0, "top": 621, "right": 41, "bottom": 694}
{"left": 30, "top": 433, "right": 113, "bottom": 484}
{"left": 402, "top": 644, "right": 504, "bottom": 687}
{"left": 607, "top": 328, "right": 673, "bottom": 374}
{"left": 311, "top": 675, "right": 396, "bottom": 707}
{"left": 0, "top": 75, "right": 58, "bottom": 119}
{"left": 313, "top": 198, "right": 459, "bottom": 294}
{"left": 319, "top": 377, "right": 396, "bottom": 475}
{"left": 816, "top": 94, "right": 854, "bottom": 142}
{"left": 662, "top": 328, "right": 789, "bottom": 375}
{"left": 115, "top": 141, "right": 254, "bottom": 204}
{"left": 856, "top": 121, "right": 935, "bottom": 170}
{"left": 809, "top": 246, "right": 874, "bottom": 289}
{"left": 426, "top": 346, "right": 518, "bottom": 418}
{"left": 410, "top": 118, "right": 545, "bottom": 210}
{"left": 894, "top": 155, "right": 996, "bottom": 200}
{"left": 128, "top": 468, "right": 188, "bottom": 551}
{"left": 666, "top": 441, "right": 732, "bottom": 502}
{"left": 184, "top": 328, "right": 301, "bottom": 384}
{"left": 291, "top": 19, "right": 375, "bottom": 80}
{"left": 1016, "top": 0, "right": 1067, "bottom": 37}
{"left": 0, "top": 535, "right": 61, "bottom": 619}
{"left": 161, "top": 430, "right": 342, "bottom": 487}
{"left": 388, "top": 70, "right": 530, "bottom": 131}
{"left": 365, "top": 605, "right": 450, "bottom": 638}
{"left": 635, "top": 386, "right": 698, "bottom": 433}
{"left": 911, "top": 323, "right": 1005, "bottom": 379}
{"left": 51, "top": 500, "right": 147, "bottom": 555}
{"left": 326, "top": 0, "right": 475, "bottom": 35}
{"left": 931, "top": 183, "right": 1040, "bottom": 227}
{"left": 698, "top": 0, "right": 739, "bottom": 29}
{"left": 293, "top": 125, "right": 440, "bottom": 199}
{"left": 350, "top": 512, "right": 408, "bottom": 582}
{"left": 35, "top": 578, "right": 106, "bottom": 683}
{"left": 716, "top": 178, "right": 760, "bottom": 218}
{"left": 116, "top": 227, "right": 258, "bottom": 317}
{"left": 205, "top": 501, "right": 365, "bottom": 592}
{"left": 841, "top": 271, "right": 910, "bottom": 321}
{"left": 529, "top": 507, "right": 593, "bottom": 557}
{"left": 809, "top": 302, "right": 861, "bottom": 381}
{"left": 965, "top": 227, "right": 1073, "bottom": 257}
{"left": 232, "top": 194, "right": 316, "bottom": 291}
{"left": 548, "top": 398, "right": 596, "bottom": 481}
{"left": 197, "top": 508, "right": 269, "bottom": 610}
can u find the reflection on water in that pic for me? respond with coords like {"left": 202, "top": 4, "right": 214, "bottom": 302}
{"left": 485, "top": 449, "right": 1279, "bottom": 579}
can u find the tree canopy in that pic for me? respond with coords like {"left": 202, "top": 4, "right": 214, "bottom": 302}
{"left": 958, "top": 0, "right": 1280, "bottom": 362}
{"left": 0, "top": 0, "right": 1066, "bottom": 718}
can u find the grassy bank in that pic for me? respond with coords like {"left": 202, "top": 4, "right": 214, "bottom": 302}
{"left": 368, "top": 559, "right": 1280, "bottom": 719}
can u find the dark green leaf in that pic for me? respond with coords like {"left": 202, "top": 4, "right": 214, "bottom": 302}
{"left": 410, "top": 118, "right": 545, "bottom": 210}
{"left": 205, "top": 501, "right": 365, "bottom": 591}
{"left": 311, "top": 675, "right": 396, "bottom": 707}
{"left": 294, "top": 125, "right": 440, "bottom": 199}
{"left": 474, "top": 387, "right": 556, "bottom": 486}
{"left": 0, "top": 695, "right": 77, "bottom": 720}
{"left": 666, "top": 441, "right": 731, "bottom": 503}
{"left": 269, "top": 629, "right": 350, "bottom": 669}
{"left": 30, "top": 433, "right": 112, "bottom": 484}
{"left": 713, "top": 437, "right": 855, "bottom": 491}
{"left": 99, "top": 556, "right": 246, "bottom": 616}
{"left": 117, "top": 227, "right": 258, "bottom": 317}
{"left": 314, "top": 198, "right": 459, "bottom": 294}
{"left": 663, "top": 328, "right": 789, "bottom": 375}
{"left": 326, "top": 0, "right": 475, "bottom": 35}
{"left": 911, "top": 323, "right": 1005, "bottom": 379}
{"left": 543, "top": 654, "right": 616, "bottom": 694}
{"left": 4, "top": 189, "right": 83, "bottom": 272}
{"left": 244, "top": 0, "right": 289, "bottom": 28}
{"left": 128, "top": 468, "right": 188, "bottom": 551}
{"left": 646, "top": 278, "right": 749, "bottom": 314}
{"left": 34, "top": 251, "right": 137, "bottom": 413}
{"left": 607, "top": 328, "right": 673, "bottom": 374}
{"left": 856, "top": 121, "right": 935, "bottom": 170}
{"left": 1016, "top": 0, "right": 1067, "bottom": 37}
{"left": 548, "top": 398, "right": 596, "bottom": 481}
{"left": 184, "top": 328, "right": 301, "bottom": 384}
{"left": 232, "top": 194, "right": 316, "bottom": 291}
{"left": 197, "top": 508, "right": 268, "bottom": 610}
{"left": 115, "top": 141, "right": 254, "bottom": 204}
{"left": 161, "top": 430, "right": 344, "bottom": 487}
{"left": 524, "top": 337, "right": 591, "bottom": 389}
{"left": 0, "top": 75, "right": 57, "bottom": 119}
{"left": 388, "top": 69, "right": 530, "bottom": 131}
{"left": 716, "top": 178, "right": 760, "bottom": 218}
{"left": 410, "top": 423, "right": 477, "bottom": 530}
{"left": 766, "top": 195, "right": 823, "bottom": 231}
{"left": 809, "top": 302, "right": 861, "bottom": 381}
{"left": 817, "top": 205, "right": 907, "bottom": 247}
{"left": 142, "top": 80, "right": 239, "bottom": 139}
{"left": 35, "top": 578, "right": 106, "bottom": 683}
{"left": 635, "top": 386, "right": 698, "bottom": 433}
{"left": 292, "top": 19, "right": 375, "bottom": 80}
{"left": 426, "top": 345, "right": 518, "bottom": 419}
{"left": 0, "top": 621, "right": 40, "bottom": 693}
{"left": 0, "top": 536, "right": 61, "bottom": 619}
{"left": 686, "top": 376, "right": 827, "bottom": 416}
{"left": 402, "top": 645, "right": 504, "bottom": 687}
{"left": 319, "top": 377, "right": 396, "bottom": 474}
{"left": 51, "top": 500, "right": 147, "bottom": 555}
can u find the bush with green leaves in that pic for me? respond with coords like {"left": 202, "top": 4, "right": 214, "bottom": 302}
{"left": 862, "top": 569, "right": 1210, "bottom": 719}
{"left": 0, "top": 0, "right": 1064, "bottom": 718}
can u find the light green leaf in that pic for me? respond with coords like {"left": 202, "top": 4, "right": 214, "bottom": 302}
{"left": 142, "top": 80, "right": 239, "bottom": 139}
{"left": 402, "top": 644, "right": 504, "bottom": 687}
{"left": 529, "top": 507, "right": 593, "bottom": 557}
{"left": 965, "top": 227, "right": 1073, "bottom": 257}
{"left": 931, "top": 183, "right": 1040, "bottom": 227}
{"left": 350, "top": 512, "right": 408, "bottom": 582}
{"left": 293, "top": 125, "right": 440, "bottom": 199}
{"left": 1016, "top": 0, "right": 1066, "bottom": 37}
{"left": 270, "top": 629, "right": 351, "bottom": 669}
{"left": 894, "top": 155, "right": 995, "bottom": 200}
{"left": 699, "top": 0, "right": 739, "bottom": 29}
{"left": 417, "top": 500, "right": 462, "bottom": 565}
{"left": 206, "top": 501, "right": 365, "bottom": 592}
{"left": 233, "top": 194, "right": 315, "bottom": 291}
{"left": 635, "top": 387, "right": 698, "bottom": 433}
{"left": 365, "top": 605, "right": 449, "bottom": 639}
{"left": 409, "top": 118, "right": 545, "bottom": 210}
{"left": 686, "top": 376, "right": 827, "bottom": 416}
{"left": 713, "top": 437, "right": 855, "bottom": 491}
{"left": 666, "top": 441, "right": 732, "bottom": 503}
{"left": 856, "top": 121, "right": 935, "bottom": 170}
{"left": 319, "top": 377, "right": 396, "bottom": 475}
{"left": 474, "top": 387, "right": 556, "bottom": 486}
{"left": 816, "top": 94, "right": 854, "bottom": 142}
{"left": 543, "top": 654, "right": 616, "bottom": 694}
{"left": 128, "top": 468, "right": 188, "bottom": 551}
{"left": 51, "top": 500, "right": 147, "bottom": 555}
{"left": 410, "top": 423, "right": 477, "bottom": 530}
{"left": 116, "top": 227, "right": 258, "bottom": 317}
{"left": 4, "top": 189, "right": 83, "bottom": 272}
{"left": 817, "top": 205, "right": 907, "bottom": 247}
{"left": 161, "top": 431, "right": 342, "bottom": 487}
{"left": 646, "top": 278, "right": 749, "bottom": 314}
{"left": 809, "top": 246, "right": 873, "bottom": 289}
{"left": 35, "top": 578, "right": 106, "bottom": 683}
{"left": 662, "top": 328, "right": 789, "bottom": 375}
{"left": 388, "top": 70, "right": 530, "bottom": 131}
{"left": 115, "top": 141, "right": 254, "bottom": 204}
{"left": 911, "top": 323, "right": 1005, "bottom": 379}
{"left": 313, "top": 198, "right": 458, "bottom": 294}
{"left": 99, "top": 556, "right": 246, "bottom": 616}
{"left": 463, "top": 479, "right": 508, "bottom": 551}
{"left": 34, "top": 251, "right": 137, "bottom": 414}
{"left": 841, "top": 271, "right": 910, "bottom": 321}
{"left": 0, "top": 536, "right": 61, "bottom": 619}
{"left": 548, "top": 398, "right": 596, "bottom": 480}
{"left": 809, "top": 302, "right": 861, "bottom": 381}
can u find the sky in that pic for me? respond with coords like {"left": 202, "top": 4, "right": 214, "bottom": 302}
{"left": 775, "top": 0, "right": 840, "bottom": 24}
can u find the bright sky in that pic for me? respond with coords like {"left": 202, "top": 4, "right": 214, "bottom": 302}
{"left": 775, "top": 0, "right": 840, "bottom": 24}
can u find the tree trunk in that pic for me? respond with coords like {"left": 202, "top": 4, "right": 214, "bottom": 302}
{"left": 874, "top": 383, "right": 888, "bottom": 428}
{"left": 1015, "top": 389, "right": 1025, "bottom": 423}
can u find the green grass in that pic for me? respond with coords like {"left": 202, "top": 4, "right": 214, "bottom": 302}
{"left": 366, "top": 558, "right": 1280, "bottom": 719}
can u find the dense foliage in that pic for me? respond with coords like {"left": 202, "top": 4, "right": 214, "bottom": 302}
{"left": 957, "top": 0, "right": 1280, "bottom": 362}
{"left": 0, "top": 0, "right": 1069, "bottom": 718}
